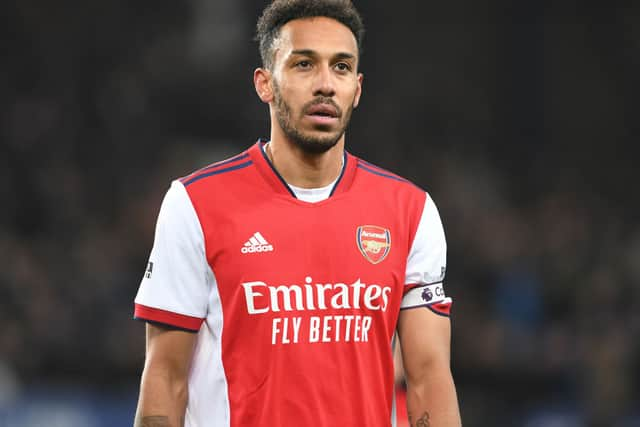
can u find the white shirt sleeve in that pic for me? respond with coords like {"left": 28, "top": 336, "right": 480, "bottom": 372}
{"left": 134, "top": 180, "right": 212, "bottom": 330}
{"left": 401, "top": 194, "right": 452, "bottom": 311}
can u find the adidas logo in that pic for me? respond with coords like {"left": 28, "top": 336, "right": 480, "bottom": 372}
{"left": 241, "top": 232, "right": 274, "bottom": 254}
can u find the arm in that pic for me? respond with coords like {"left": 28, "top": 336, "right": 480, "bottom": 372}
{"left": 134, "top": 323, "right": 197, "bottom": 427}
{"left": 397, "top": 308, "right": 461, "bottom": 426}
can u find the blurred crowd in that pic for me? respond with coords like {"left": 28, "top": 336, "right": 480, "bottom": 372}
{"left": 1, "top": 1, "right": 639, "bottom": 426}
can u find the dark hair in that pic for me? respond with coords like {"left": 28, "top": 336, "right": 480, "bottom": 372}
{"left": 256, "top": 0, "right": 365, "bottom": 70}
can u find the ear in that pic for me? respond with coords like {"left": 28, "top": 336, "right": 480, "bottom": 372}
{"left": 254, "top": 68, "right": 274, "bottom": 103}
{"left": 352, "top": 73, "right": 364, "bottom": 108}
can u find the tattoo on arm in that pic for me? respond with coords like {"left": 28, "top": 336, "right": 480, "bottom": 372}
{"left": 408, "top": 411, "right": 431, "bottom": 427}
{"left": 135, "top": 415, "right": 170, "bottom": 427}
{"left": 135, "top": 414, "right": 184, "bottom": 427}
{"left": 135, "top": 416, "right": 171, "bottom": 427}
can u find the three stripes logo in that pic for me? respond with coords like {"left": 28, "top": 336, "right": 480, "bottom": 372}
{"left": 241, "top": 232, "right": 274, "bottom": 254}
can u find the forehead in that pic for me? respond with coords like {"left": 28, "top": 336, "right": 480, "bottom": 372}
{"left": 275, "top": 16, "right": 358, "bottom": 60}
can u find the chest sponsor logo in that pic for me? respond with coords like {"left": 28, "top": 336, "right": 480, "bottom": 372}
{"left": 242, "top": 277, "right": 392, "bottom": 345}
{"left": 356, "top": 225, "right": 391, "bottom": 264}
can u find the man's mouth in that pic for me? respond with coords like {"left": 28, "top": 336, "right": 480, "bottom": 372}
{"left": 306, "top": 103, "right": 339, "bottom": 118}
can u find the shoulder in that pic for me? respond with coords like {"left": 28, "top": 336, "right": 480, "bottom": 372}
{"left": 179, "top": 149, "right": 254, "bottom": 189}
{"left": 351, "top": 155, "right": 426, "bottom": 198}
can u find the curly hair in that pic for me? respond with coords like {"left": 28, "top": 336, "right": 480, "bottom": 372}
{"left": 256, "top": 0, "right": 365, "bottom": 70}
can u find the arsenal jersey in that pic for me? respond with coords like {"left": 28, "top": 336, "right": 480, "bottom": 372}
{"left": 134, "top": 141, "right": 451, "bottom": 427}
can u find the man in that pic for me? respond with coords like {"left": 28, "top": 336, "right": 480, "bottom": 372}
{"left": 133, "top": 1, "right": 462, "bottom": 426}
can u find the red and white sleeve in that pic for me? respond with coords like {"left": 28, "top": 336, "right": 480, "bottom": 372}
{"left": 134, "top": 180, "right": 212, "bottom": 331}
{"left": 401, "top": 193, "right": 452, "bottom": 317}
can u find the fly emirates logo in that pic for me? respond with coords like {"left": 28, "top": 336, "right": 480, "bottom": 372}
{"left": 242, "top": 277, "right": 391, "bottom": 345}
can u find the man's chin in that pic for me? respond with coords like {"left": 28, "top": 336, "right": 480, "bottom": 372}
{"left": 290, "top": 131, "right": 342, "bottom": 154}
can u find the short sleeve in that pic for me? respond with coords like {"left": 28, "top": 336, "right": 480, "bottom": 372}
{"left": 133, "top": 180, "right": 211, "bottom": 331}
{"left": 401, "top": 194, "right": 452, "bottom": 316}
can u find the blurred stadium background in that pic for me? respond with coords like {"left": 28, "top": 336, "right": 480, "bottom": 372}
{"left": 1, "top": 0, "right": 639, "bottom": 426}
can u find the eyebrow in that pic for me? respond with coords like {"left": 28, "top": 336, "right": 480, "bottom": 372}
{"left": 290, "top": 49, "right": 356, "bottom": 61}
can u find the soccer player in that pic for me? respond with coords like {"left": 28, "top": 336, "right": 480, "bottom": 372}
{"left": 133, "top": 1, "right": 462, "bottom": 426}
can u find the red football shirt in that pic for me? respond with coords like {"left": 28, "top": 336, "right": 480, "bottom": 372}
{"left": 134, "top": 141, "right": 451, "bottom": 427}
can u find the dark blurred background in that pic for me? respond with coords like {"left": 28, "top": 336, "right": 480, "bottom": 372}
{"left": 1, "top": 0, "right": 639, "bottom": 426}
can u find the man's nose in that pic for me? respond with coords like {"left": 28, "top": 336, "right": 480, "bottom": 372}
{"left": 312, "top": 65, "right": 336, "bottom": 97}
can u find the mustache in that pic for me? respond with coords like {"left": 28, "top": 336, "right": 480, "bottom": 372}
{"left": 302, "top": 97, "right": 342, "bottom": 117}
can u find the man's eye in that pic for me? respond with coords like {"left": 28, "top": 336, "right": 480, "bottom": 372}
{"left": 335, "top": 63, "right": 351, "bottom": 72}
{"left": 296, "top": 61, "right": 312, "bottom": 69}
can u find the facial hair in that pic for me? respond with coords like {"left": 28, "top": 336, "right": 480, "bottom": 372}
{"left": 272, "top": 80, "right": 355, "bottom": 154}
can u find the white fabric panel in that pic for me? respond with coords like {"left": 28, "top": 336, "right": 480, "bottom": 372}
{"left": 401, "top": 283, "right": 451, "bottom": 308}
{"left": 402, "top": 194, "right": 448, "bottom": 308}
{"left": 134, "top": 180, "right": 210, "bottom": 319}
{"left": 185, "top": 265, "right": 229, "bottom": 427}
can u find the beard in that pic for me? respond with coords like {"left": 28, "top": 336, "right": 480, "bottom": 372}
{"left": 272, "top": 81, "right": 355, "bottom": 154}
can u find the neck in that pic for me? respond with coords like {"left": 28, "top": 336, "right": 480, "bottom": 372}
{"left": 267, "top": 132, "right": 345, "bottom": 189}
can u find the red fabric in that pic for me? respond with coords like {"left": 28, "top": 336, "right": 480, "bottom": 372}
{"left": 430, "top": 301, "right": 452, "bottom": 316}
{"left": 134, "top": 303, "right": 203, "bottom": 331}
{"left": 177, "top": 141, "right": 428, "bottom": 426}
{"left": 403, "top": 283, "right": 420, "bottom": 296}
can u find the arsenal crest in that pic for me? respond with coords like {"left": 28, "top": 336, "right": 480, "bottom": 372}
{"left": 356, "top": 225, "right": 391, "bottom": 264}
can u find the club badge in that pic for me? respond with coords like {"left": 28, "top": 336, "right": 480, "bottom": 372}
{"left": 356, "top": 225, "right": 391, "bottom": 264}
